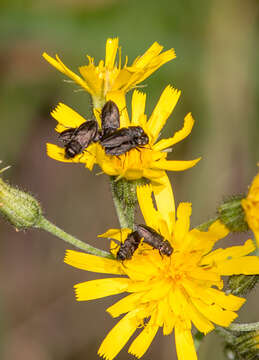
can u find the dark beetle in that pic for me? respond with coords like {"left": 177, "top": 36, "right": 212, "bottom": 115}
{"left": 135, "top": 224, "right": 173, "bottom": 256}
{"left": 101, "top": 126, "right": 149, "bottom": 156}
{"left": 116, "top": 231, "right": 142, "bottom": 261}
{"left": 59, "top": 120, "right": 99, "bottom": 158}
{"left": 101, "top": 100, "right": 120, "bottom": 136}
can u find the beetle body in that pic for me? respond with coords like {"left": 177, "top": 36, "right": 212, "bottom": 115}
{"left": 116, "top": 231, "right": 142, "bottom": 261}
{"left": 135, "top": 224, "right": 173, "bottom": 256}
{"left": 101, "top": 126, "right": 149, "bottom": 156}
{"left": 59, "top": 120, "right": 99, "bottom": 158}
{"left": 101, "top": 100, "right": 120, "bottom": 136}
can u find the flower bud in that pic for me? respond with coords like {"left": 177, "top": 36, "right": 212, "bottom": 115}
{"left": 218, "top": 195, "right": 249, "bottom": 232}
{"left": 227, "top": 274, "right": 259, "bottom": 296}
{"left": 224, "top": 330, "right": 259, "bottom": 360}
{"left": 0, "top": 171, "right": 42, "bottom": 230}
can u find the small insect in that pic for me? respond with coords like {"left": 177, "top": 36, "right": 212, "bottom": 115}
{"left": 100, "top": 126, "right": 149, "bottom": 156}
{"left": 135, "top": 224, "right": 173, "bottom": 256}
{"left": 59, "top": 120, "right": 99, "bottom": 158}
{"left": 101, "top": 100, "right": 120, "bottom": 136}
{"left": 116, "top": 231, "right": 142, "bottom": 261}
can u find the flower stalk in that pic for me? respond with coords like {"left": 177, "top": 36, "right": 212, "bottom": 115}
{"left": 110, "top": 177, "right": 144, "bottom": 229}
{"left": 0, "top": 172, "right": 112, "bottom": 258}
{"left": 229, "top": 322, "right": 259, "bottom": 332}
{"left": 36, "top": 217, "right": 113, "bottom": 258}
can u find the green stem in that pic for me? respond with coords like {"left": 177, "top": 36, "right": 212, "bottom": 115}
{"left": 110, "top": 178, "right": 130, "bottom": 228}
{"left": 228, "top": 322, "right": 259, "bottom": 332}
{"left": 215, "top": 327, "right": 236, "bottom": 343}
{"left": 110, "top": 177, "right": 140, "bottom": 229}
{"left": 36, "top": 216, "right": 113, "bottom": 259}
{"left": 197, "top": 216, "right": 219, "bottom": 231}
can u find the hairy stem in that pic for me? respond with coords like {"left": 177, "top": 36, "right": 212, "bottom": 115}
{"left": 228, "top": 322, "right": 259, "bottom": 332}
{"left": 110, "top": 177, "right": 144, "bottom": 229}
{"left": 36, "top": 216, "right": 113, "bottom": 259}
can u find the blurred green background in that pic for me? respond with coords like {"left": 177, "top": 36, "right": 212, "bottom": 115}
{"left": 0, "top": 0, "right": 258, "bottom": 359}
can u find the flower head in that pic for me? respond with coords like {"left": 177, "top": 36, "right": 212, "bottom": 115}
{"left": 64, "top": 185, "right": 259, "bottom": 360}
{"left": 43, "top": 38, "right": 176, "bottom": 104}
{"left": 47, "top": 85, "right": 200, "bottom": 189}
{"left": 242, "top": 171, "right": 259, "bottom": 247}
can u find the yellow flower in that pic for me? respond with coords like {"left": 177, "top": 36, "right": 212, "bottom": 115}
{"left": 47, "top": 85, "right": 200, "bottom": 189}
{"left": 43, "top": 38, "right": 176, "bottom": 104}
{"left": 64, "top": 185, "right": 259, "bottom": 360}
{"left": 242, "top": 171, "right": 259, "bottom": 247}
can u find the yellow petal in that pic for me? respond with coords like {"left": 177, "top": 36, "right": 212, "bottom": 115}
{"left": 131, "top": 90, "right": 146, "bottom": 125}
{"left": 170, "top": 284, "right": 214, "bottom": 333}
{"left": 156, "top": 297, "right": 170, "bottom": 327}
{"left": 189, "top": 220, "right": 229, "bottom": 254}
{"left": 98, "top": 228, "right": 132, "bottom": 258}
{"left": 79, "top": 60, "right": 102, "bottom": 96}
{"left": 43, "top": 52, "right": 66, "bottom": 74}
{"left": 175, "top": 326, "right": 197, "bottom": 360}
{"left": 105, "top": 38, "right": 119, "bottom": 70}
{"left": 157, "top": 218, "right": 172, "bottom": 243}
{"left": 206, "top": 287, "right": 245, "bottom": 311}
{"left": 143, "top": 279, "right": 171, "bottom": 302}
{"left": 46, "top": 143, "right": 96, "bottom": 169}
{"left": 98, "top": 228, "right": 132, "bottom": 242}
{"left": 163, "top": 303, "right": 176, "bottom": 335}
{"left": 128, "top": 322, "right": 159, "bottom": 358}
{"left": 64, "top": 250, "right": 124, "bottom": 275}
{"left": 183, "top": 279, "right": 245, "bottom": 311}
{"left": 46, "top": 143, "right": 78, "bottom": 163}
{"left": 152, "top": 173, "right": 175, "bottom": 234}
{"left": 137, "top": 113, "right": 148, "bottom": 129}
{"left": 106, "top": 91, "right": 129, "bottom": 127}
{"left": 168, "top": 286, "right": 188, "bottom": 317}
{"left": 191, "top": 298, "right": 239, "bottom": 327}
{"left": 129, "top": 43, "right": 175, "bottom": 75}
{"left": 189, "top": 268, "right": 221, "bottom": 283}
{"left": 42, "top": 52, "right": 91, "bottom": 92}
{"left": 51, "top": 103, "right": 86, "bottom": 129}
{"left": 132, "top": 42, "right": 164, "bottom": 68}
{"left": 126, "top": 281, "right": 153, "bottom": 293}
{"left": 132, "top": 42, "right": 176, "bottom": 76}
{"left": 216, "top": 256, "right": 259, "bottom": 275}
{"left": 136, "top": 184, "right": 159, "bottom": 230}
{"left": 203, "top": 239, "right": 255, "bottom": 265}
{"left": 153, "top": 112, "right": 195, "bottom": 151}
{"left": 152, "top": 157, "right": 201, "bottom": 171}
{"left": 75, "top": 278, "right": 130, "bottom": 301}
{"left": 187, "top": 300, "right": 215, "bottom": 334}
{"left": 147, "top": 85, "right": 181, "bottom": 142}
{"left": 142, "top": 168, "right": 165, "bottom": 182}
{"left": 173, "top": 203, "right": 192, "bottom": 248}
{"left": 111, "top": 67, "right": 136, "bottom": 92}
{"left": 106, "top": 293, "right": 143, "bottom": 318}
{"left": 123, "top": 255, "right": 160, "bottom": 281}
{"left": 98, "top": 310, "right": 140, "bottom": 360}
